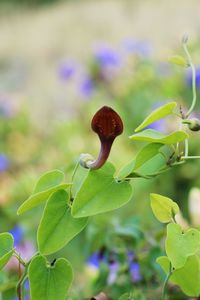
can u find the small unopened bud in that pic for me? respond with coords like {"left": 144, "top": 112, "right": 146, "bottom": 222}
{"left": 79, "top": 153, "right": 94, "bottom": 168}
{"left": 80, "top": 106, "right": 123, "bottom": 170}
{"left": 182, "top": 118, "right": 200, "bottom": 131}
{"left": 182, "top": 33, "right": 188, "bottom": 44}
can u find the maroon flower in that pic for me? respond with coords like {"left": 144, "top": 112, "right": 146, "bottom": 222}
{"left": 80, "top": 106, "right": 123, "bottom": 169}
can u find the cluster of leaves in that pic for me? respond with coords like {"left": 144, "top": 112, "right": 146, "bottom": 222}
{"left": 1, "top": 37, "right": 199, "bottom": 299}
{"left": 0, "top": 97, "right": 193, "bottom": 300}
{"left": 151, "top": 193, "right": 200, "bottom": 297}
{"left": 118, "top": 101, "right": 189, "bottom": 181}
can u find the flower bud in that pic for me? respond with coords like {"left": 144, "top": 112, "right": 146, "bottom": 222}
{"left": 182, "top": 118, "right": 200, "bottom": 131}
{"left": 79, "top": 153, "right": 94, "bottom": 168}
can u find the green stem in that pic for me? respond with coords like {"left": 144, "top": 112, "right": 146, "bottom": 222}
{"left": 181, "top": 155, "right": 200, "bottom": 159}
{"left": 13, "top": 251, "right": 26, "bottom": 267}
{"left": 162, "top": 264, "right": 172, "bottom": 300}
{"left": 184, "top": 138, "right": 189, "bottom": 158}
{"left": 16, "top": 255, "right": 35, "bottom": 300}
{"left": 182, "top": 41, "right": 197, "bottom": 117}
{"left": 17, "top": 274, "right": 27, "bottom": 300}
{"left": 16, "top": 270, "right": 28, "bottom": 300}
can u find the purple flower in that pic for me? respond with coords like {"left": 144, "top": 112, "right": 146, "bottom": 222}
{"left": 127, "top": 250, "right": 135, "bottom": 262}
{"left": 87, "top": 251, "right": 106, "bottom": 269}
{"left": 58, "top": 60, "right": 76, "bottom": 81}
{"left": 0, "top": 154, "right": 9, "bottom": 172}
{"left": 9, "top": 225, "right": 24, "bottom": 247}
{"left": 129, "top": 261, "right": 142, "bottom": 283}
{"left": 87, "top": 252, "right": 101, "bottom": 269}
{"left": 186, "top": 66, "right": 200, "bottom": 89}
{"left": 79, "top": 77, "right": 95, "bottom": 98}
{"left": 123, "top": 39, "right": 152, "bottom": 58}
{"left": 107, "top": 260, "right": 119, "bottom": 285}
{"left": 94, "top": 45, "right": 121, "bottom": 68}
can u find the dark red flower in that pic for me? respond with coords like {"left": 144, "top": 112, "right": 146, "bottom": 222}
{"left": 91, "top": 106, "right": 123, "bottom": 141}
{"left": 83, "top": 106, "right": 123, "bottom": 169}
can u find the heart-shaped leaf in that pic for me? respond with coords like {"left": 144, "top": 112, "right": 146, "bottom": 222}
{"left": 37, "top": 190, "right": 88, "bottom": 255}
{"left": 135, "top": 102, "right": 177, "bottom": 132}
{"left": 0, "top": 233, "right": 14, "bottom": 270}
{"left": 129, "top": 129, "right": 188, "bottom": 144}
{"left": 150, "top": 193, "right": 179, "bottom": 223}
{"left": 33, "top": 170, "right": 64, "bottom": 193}
{"left": 71, "top": 163, "right": 133, "bottom": 218}
{"left": 17, "top": 170, "right": 71, "bottom": 215}
{"left": 29, "top": 255, "right": 73, "bottom": 300}
{"left": 157, "top": 255, "right": 200, "bottom": 297}
{"left": 165, "top": 223, "right": 200, "bottom": 269}
{"left": 117, "top": 143, "right": 163, "bottom": 180}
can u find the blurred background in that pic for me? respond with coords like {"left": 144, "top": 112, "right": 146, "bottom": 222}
{"left": 0, "top": 0, "right": 200, "bottom": 299}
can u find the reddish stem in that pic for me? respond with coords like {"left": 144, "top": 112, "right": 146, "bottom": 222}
{"left": 87, "top": 140, "right": 113, "bottom": 169}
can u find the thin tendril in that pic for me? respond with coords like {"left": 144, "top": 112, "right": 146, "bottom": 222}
{"left": 182, "top": 41, "right": 197, "bottom": 117}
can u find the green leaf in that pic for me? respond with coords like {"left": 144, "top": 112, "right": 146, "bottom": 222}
{"left": 17, "top": 169, "right": 71, "bottom": 215}
{"left": 171, "top": 256, "right": 200, "bottom": 296}
{"left": 134, "top": 143, "right": 163, "bottom": 169}
{"left": 117, "top": 160, "right": 136, "bottom": 181}
{"left": 157, "top": 255, "right": 200, "bottom": 297}
{"left": 117, "top": 143, "right": 163, "bottom": 180}
{"left": 129, "top": 129, "right": 188, "bottom": 144}
{"left": 150, "top": 193, "right": 179, "bottom": 223}
{"left": 71, "top": 163, "right": 133, "bottom": 218}
{"left": 156, "top": 256, "right": 170, "bottom": 274}
{"left": 169, "top": 55, "right": 189, "bottom": 67}
{"left": 37, "top": 190, "right": 88, "bottom": 255}
{"left": 165, "top": 223, "right": 200, "bottom": 269}
{"left": 33, "top": 170, "right": 65, "bottom": 193}
{"left": 0, "top": 233, "right": 14, "bottom": 270}
{"left": 135, "top": 102, "right": 177, "bottom": 132}
{"left": 29, "top": 255, "right": 73, "bottom": 300}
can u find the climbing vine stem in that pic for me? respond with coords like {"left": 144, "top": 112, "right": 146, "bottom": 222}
{"left": 182, "top": 37, "right": 197, "bottom": 118}
{"left": 162, "top": 263, "right": 173, "bottom": 300}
